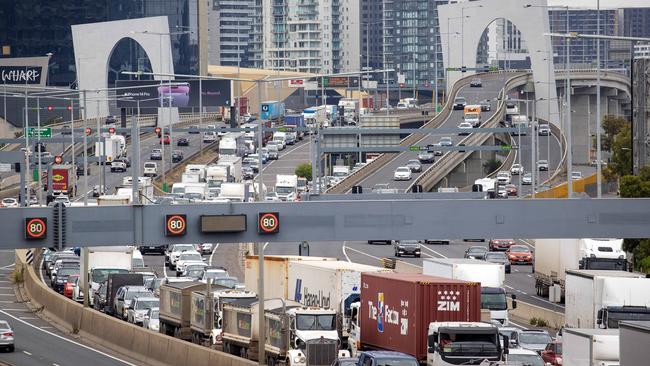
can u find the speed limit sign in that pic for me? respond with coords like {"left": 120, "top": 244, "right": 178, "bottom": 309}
{"left": 258, "top": 212, "right": 279, "bottom": 234}
{"left": 25, "top": 217, "right": 47, "bottom": 240}
{"left": 165, "top": 214, "right": 187, "bottom": 237}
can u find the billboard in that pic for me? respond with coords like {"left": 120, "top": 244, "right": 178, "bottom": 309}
{"left": 318, "top": 77, "right": 360, "bottom": 88}
{"left": 0, "top": 56, "right": 50, "bottom": 86}
{"left": 115, "top": 79, "right": 232, "bottom": 108}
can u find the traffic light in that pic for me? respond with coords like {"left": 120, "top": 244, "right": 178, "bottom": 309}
{"left": 67, "top": 105, "right": 72, "bottom": 111}
{"left": 47, "top": 106, "right": 54, "bottom": 111}
{"left": 461, "top": 66, "right": 467, "bottom": 73}
{"left": 352, "top": 185, "right": 363, "bottom": 194}
{"left": 85, "top": 127, "right": 92, "bottom": 136}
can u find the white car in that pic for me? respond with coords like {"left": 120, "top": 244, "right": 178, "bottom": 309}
{"left": 505, "top": 348, "right": 545, "bottom": 366}
{"left": 197, "top": 243, "right": 214, "bottom": 254}
{"left": 127, "top": 297, "right": 159, "bottom": 325}
{"left": 510, "top": 164, "right": 524, "bottom": 175}
{"left": 174, "top": 250, "right": 205, "bottom": 276}
{"left": 439, "top": 136, "right": 453, "bottom": 147}
{"left": 496, "top": 171, "right": 511, "bottom": 185}
{"left": 167, "top": 244, "right": 198, "bottom": 268}
{"left": 143, "top": 307, "right": 160, "bottom": 331}
{"left": 1, "top": 198, "right": 19, "bottom": 208}
{"left": 393, "top": 167, "right": 412, "bottom": 181}
{"left": 201, "top": 268, "right": 229, "bottom": 282}
{"left": 143, "top": 162, "right": 157, "bottom": 177}
{"left": 265, "top": 192, "right": 281, "bottom": 202}
{"left": 110, "top": 161, "right": 127, "bottom": 172}
{"left": 203, "top": 131, "right": 218, "bottom": 143}
{"left": 522, "top": 173, "right": 532, "bottom": 185}
{"left": 458, "top": 122, "right": 473, "bottom": 135}
{"left": 537, "top": 159, "right": 549, "bottom": 171}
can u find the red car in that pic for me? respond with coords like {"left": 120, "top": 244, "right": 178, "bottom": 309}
{"left": 63, "top": 274, "right": 80, "bottom": 298}
{"left": 505, "top": 184, "right": 518, "bottom": 196}
{"left": 507, "top": 244, "right": 534, "bottom": 265}
{"left": 160, "top": 135, "right": 171, "bottom": 145}
{"left": 489, "top": 239, "right": 515, "bottom": 251}
{"left": 541, "top": 341, "right": 562, "bottom": 365}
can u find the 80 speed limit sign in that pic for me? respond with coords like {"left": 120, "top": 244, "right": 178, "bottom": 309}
{"left": 258, "top": 212, "right": 279, "bottom": 234}
{"left": 165, "top": 214, "right": 187, "bottom": 237}
{"left": 25, "top": 217, "right": 47, "bottom": 240}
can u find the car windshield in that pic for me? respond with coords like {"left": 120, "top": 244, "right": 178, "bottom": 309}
{"left": 396, "top": 168, "right": 409, "bottom": 173}
{"left": 408, "top": 160, "right": 419, "bottom": 165}
{"left": 374, "top": 359, "right": 419, "bottom": 366}
{"left": 152, "top": 149, "right": 161, "bottom": 154}
{"left": 400, "top": 241, "right": 420, "bottom": 246}
{"left": 132, "top": 258, "right": 144, "bottom": 268}
{"left": 507, "top": 354, "right": 544, "bottom": 366}
{"left": 539, "top": 160, "right": 548, "bottom": 164}
{"left": 295, "top": 314, "right": 336, "bottom": 331}
{"left": 510, "top": 246, "right": 530, "bottom": 253}
{"left": 214, "top": 277, "right": 239, "bottom": 289}
{"left": 126, "top": 290, "right": 151, "bottom": 301}
{"left": 66, "top": 275, "right": 79, "bottom": 283}
{"left": 481, "top": 292, "right": 507, "bottom": 310}
{"left": 468, "top": 247, "right": 486, "bottom": 254}
{"left": 58, "top": 269, "right": 79, "bottom": 277}
{"left": 173, "top": 245, "right": 196, "bottom": 253}
{"left": 519, "top": 332, "right": 552, "bottom": 345}
{"left": 485, "top": 253, "right": 507, "bottom": 261}
{"left": 179, "top": 253, "right": 202, "bottom": 261}
{"left": 91, "top": 268, "right": 128, "bottom": 283}
{"left": 135, "top": 299, "right": 159, "bottom": 310}
{"left": 186, "top": 269, "right": 204, "bottom": 278}
{"left": 276, "top": 187, "right": 294, "bottom": 194}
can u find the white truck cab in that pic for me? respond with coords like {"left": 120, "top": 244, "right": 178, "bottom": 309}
{"left": 427, "top": 322, "right": 504, "bottom": 366}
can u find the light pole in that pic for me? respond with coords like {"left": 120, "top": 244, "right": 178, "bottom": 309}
{"left": 460, "top": 5, "right": 483, "bottom": 70}
{"left": 595, "top": 0, "right": 602, "bottom": 197}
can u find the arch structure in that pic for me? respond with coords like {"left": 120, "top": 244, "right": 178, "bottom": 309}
{"left": 439, "top": 0, "right": 560, "bottom": 127}
{"left": 71, "top": 16, "right": 175, "bottom": 120}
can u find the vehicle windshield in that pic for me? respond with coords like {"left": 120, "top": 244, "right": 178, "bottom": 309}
{"left": 66, "top": 275, "right": 79, "bottom": 283}
{"left": 132, "top": 258, "right": 144, "bottom": 268}
{"left": 214, "top": 277, "right": 239, "bottom": 289}
{"left": 519, "top": 332, "right": 552, "bottom": 344}
{"left": 179, "top": 253, "right": 202, "bottom": 262}
{"left": 220, "top": 148, "right": 236, "bottom": 155}
{"left": 91, "top": 268, "right": 128, "bottom": 283}
{"left": 510, "top": 246, "right": 530, "bottom": 253}
{"left": 296, "top": 314, "right": 337, "bottom": 331}
{"left": 150, "top": 309, "right": 159, "bottom": 319}
{"left": 438, "top": 332, "right": 499, "bottom": 355}
{"left": 374, "top": 359, "right": 419, "bottom": 366}
{"left": 408, "top": 160, "right": 420, "bottom": 165}
{"left": 507, "top": 354, "right": 544, "bottom": 366}
{"left": 173, "top": 245, "right": 196, "bottom": 253}
{"left": 468, "top": 247, "right": 486, "bottom": 254}
{"left": 481, "top": 292, "right": 507, "bottom": 311}
{"left": 485, "top": 253, "right": 507, "bottom": 261}
{"left": 126, "top": 290, "right": 151, "bottom": 301}
{"left": 145, "top": 163, "right": 156, "bottom": 168}
{"left": 333, "top": 171, "right": 348, "bottom": 177}
{"left": 275, "top": 186, "right": 294, "bottom": 194}
{"left": 396, "top": 168, "right": 410, "bottom": 173}
{"left": 607, "top": 310, "right": 650, "bottom": 328}
{"left": 135, "top": 300, "right": 159, "bottom": 310}
{"left": 204, "top": 270, "right": 228, "bottom": 280}
{"left": 186, "top": 269, "right": 204, "bottom": 278}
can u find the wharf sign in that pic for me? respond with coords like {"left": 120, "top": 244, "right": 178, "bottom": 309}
{"left": 0, "top": 66, "right": 43, "bottom": 85}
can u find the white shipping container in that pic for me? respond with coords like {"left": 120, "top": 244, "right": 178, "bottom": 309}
{"left": 422, "top": 258, "right": 505, "bottom": 287}
{"left": 563, "top": 328, "right": 619, "bottom": 366}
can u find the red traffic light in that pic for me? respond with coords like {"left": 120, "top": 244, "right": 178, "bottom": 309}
{"left": 108, "top": 127, "right": 116, "bottom": 134}
{"left": 85, "top": 127, "right": 92, "bottom": 136}
{"left": 154, "top": 127, "right": 161, "bottom": 134}
{"left": 47, "top": 106, "right": 54, "bottom": 111}
{"left": 54, "top": 155, "right": 62, "bottom": 164}
{"left": 67, "top": 105, "right": 72, "bottom": 111}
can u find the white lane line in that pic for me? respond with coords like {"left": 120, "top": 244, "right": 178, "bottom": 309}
{"left": 527, "top": 275, "right": 532, "bottom": 278}
{"left": 504, "top": 285, "right": 515, "bottom": 290}
{"left": 0, "top": 263, "right": 15, "bottom": 269}
{"left": 419, "top": 245, "right": 448, "bottom": 258}
{"left": 342, "top": 242, "right": 352, "bottom": 263}
{"left": 19, "top": 317, "right": 37, "bottom": 320}
{"left": 0, "top": 309, "right": 138, "bottom": 365}
{"left": 0, "top": 301, "right": 15, "bottom": 303}
{"left": 163, "top": 261, "right": 168, "bottom": 279}
{"left": 1, "top": 309, "right": 29, "bottom": 312}
{"left": 344, "top": 246, "right": 422, "bottom": 269}
{"left": 263, "top": 242, "right": 269, "bottom": 251}
{"left": 73, "top": 190, "right": 93, "bottom": 202}
{"left": 23, "top": 350, "right": 32, "bottom": 356}
{"left": 509, "top": 320, "right": 528, "bottom": 329}
{"left": 208, "top": 243, "right": 220, "bottom": 266}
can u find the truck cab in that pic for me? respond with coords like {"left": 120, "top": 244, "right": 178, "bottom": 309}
{"left": 597, "top": 305, "right": 650, "bottom": 329}
{"left": 480, "top": 287, "right": 516, "bottom": 326}
{"left": 578, "top": 239, "right": 628, "bottom": 270}
{"left": 427, "top": 322, "right": 504, "bottom": 366}
{"left": 275, "top": 174, "right": 298, "bottom": 201}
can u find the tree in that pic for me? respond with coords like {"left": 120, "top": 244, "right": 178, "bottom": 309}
{"left": 606, "top": 124, "right": 632, "bottom": 178}
{"left": 482, "top": 158, "right": 502, "bottom": 175}
{"left": 620, "top": 166, "right": 650, "bottom": 273}
{"left": 601, "top": 115, "right": 628, "bottom": 152}
{"left": 294, "top": 163, "right": 312, "bottom": 181}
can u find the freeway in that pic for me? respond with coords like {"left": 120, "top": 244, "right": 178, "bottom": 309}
{"left": 257, "top": 135, "right": 311, "bottom": 189}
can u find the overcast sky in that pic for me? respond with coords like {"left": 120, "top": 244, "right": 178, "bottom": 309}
{"left": 548, "top": 0, "right": 650, "bottom": 8}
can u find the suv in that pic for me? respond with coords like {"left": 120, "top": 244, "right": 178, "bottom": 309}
{"left": 538, "top": 124, "right": 550, "bottom": 136}
{"left": 453, "top": 97, "right": 467, "bottom": 110}
{"left": 150, "top": 149, "right": 162, "bottom": 160}
{"left": 165, "top": 244, "right": 199, "bottom": 269}
{"left": 489, "top": 239, "right": 515, "bottom": 251}
{"left": 110, "top": 161, "right": 127, "bottom": 172}
{"left": 143, "top": 162, "right": 157, "bottom": 177}
{"left": 516, "top": 329, "right": 553, "bottom": 353}
{"left": 393, "top": 240, "right": 422, "bottom": 258}
{"left": 357, "top": 351, "right": 418, "bottom": 366}
{"left": 127, "top": 296, "right": 159, "bottom": 325}
{"left": 114, "top": 286, "right": 152, "bottom": 320}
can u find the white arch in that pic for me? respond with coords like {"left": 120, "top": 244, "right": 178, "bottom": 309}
{"left": 439, "top": 0, "right": 560, "bottom": 126}
{"left": 71, "top": 16, "right": 174, "bottom": 119}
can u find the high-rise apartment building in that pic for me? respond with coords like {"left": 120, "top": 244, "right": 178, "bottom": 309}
{"left": 208, "top": 0, "right": 256, "bottom": 68}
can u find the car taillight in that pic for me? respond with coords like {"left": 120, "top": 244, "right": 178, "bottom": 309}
{"left": 3, "top": 332, "right": 13, "bottom": 337}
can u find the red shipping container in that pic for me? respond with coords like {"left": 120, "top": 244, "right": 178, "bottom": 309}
{"left": 362, "top": 96, "right": 374, "bottom": 109}
{"left": 360, "top": 272, "right": 481, "bottom": 361}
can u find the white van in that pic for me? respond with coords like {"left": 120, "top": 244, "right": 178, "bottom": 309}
{"left": 143, "top": 162, "right": 158, "bottom": 177}
{"left": 132, "top": 249, "right": 145, "bottom": 269}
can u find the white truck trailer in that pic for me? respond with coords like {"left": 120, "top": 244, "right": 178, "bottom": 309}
{"left": 534, "top": 239, "right": 629, "bottom": 300}
{"left": 565, "top": 269, "right": 650, "bottom": 329}
{"left": 217, "top": 156, "right": 242, "bottom": 183}
{"left": 563, "top": 328, "right": 619, "bottom": 366}
{"left": 422, "top": 258, "right": 516, "bottom": 326}
{"left": 218, "top": 183, "right": 248, "bottom": 202}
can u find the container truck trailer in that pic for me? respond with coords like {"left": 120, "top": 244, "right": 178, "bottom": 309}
{"left": 159, "top": 282, "right": 206, "bottom": 340}
{"left": 563, "top": 328, "right": 619, "bottom": 366}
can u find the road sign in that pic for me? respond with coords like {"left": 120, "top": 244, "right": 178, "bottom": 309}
{"left": 289, "top": 79, "right": 305, "bottom": 88}
{"left": 25, "top": 128, "right": 52, "bottom": 138}
{"left": 258, "top": 212, "right": 279, "bottom": 234}
{"left": 409, "top": 146, "right": 420, "bottom": 152}
{"left": 200, "top": 215, "right": 247, "bottom": 233}
{"left": 25, "top": 217, "right": 46, "bottom": 240}
{"left": 0, "top": 163, "right": 11, "bottom": 173}
{"left": 54, "top": 155, "right": 62, "bottom": 164}
{"left": 165, "top": 214, "right": 187, "bottom": 237}
{"left": 85, "top": 127, "right": 92, "bottom": 136}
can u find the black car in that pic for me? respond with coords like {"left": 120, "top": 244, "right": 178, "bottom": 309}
{"left": 139, "top": 245, "right": 167, "bottom": 255}
{"left": 177, "top": 137, "right": 189, "bottom": 146}
{"left": 171, "top": 150, "right": 184, "bottom": 163}
{"left": 76, "top": 165, "right": 90, "bottom": 176}
{"left": 470, "top": 78, "right": 483, "bottom": 87}
{"left": 105, "top": 115, "right": 118, "bottom": 124}
{"left": 52, "top": 267, "right": 79, "bottom": 293}
{"left": 485, "top": 251, "right": 512, "bottom": 273}
{"left": 453, "top": 97, "right": 467, "bottom": 110}
{"left": 464, "top": 246, "right": 488, "bottom": 260}
{"left": 35, "top": 142, "right": 47, "bottom": 153}
{"left": 61, "top": 126, "right": 72, "bottom": 135}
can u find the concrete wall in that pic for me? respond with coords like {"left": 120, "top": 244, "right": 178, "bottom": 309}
{"left": 508, "top": 298, "right": 565, "bottom": 330}
{"left": 15, "top": 249, "right": 255, "bottom": 366}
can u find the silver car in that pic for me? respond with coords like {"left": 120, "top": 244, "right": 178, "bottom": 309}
{"left": 127, "top": 297, "right": 160, "bottom": 325}
{"left": 0, "top": 320, "right": 14, "bottom": 352}
{"left": 393, "top": 240, "right": 422, "bottom": 258}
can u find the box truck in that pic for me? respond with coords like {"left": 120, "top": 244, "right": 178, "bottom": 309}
{"left": 51, "top": 164, "right": 74, "bottom": 196}
{"left": 95, "top": 134, "right": 125, "bottom": 163}
{"left": 303, "top": 106, "right": 327, "bottom": 129}
{"left": 463, "top": 105, "right": 482, "bottom": 127}
{"left": 534, "top": 239, "right": 628, "bottom": 300}
{"left": 565, "top": 269, "right": 650, "bottom": 329}
{"left": 260, "top": 101, "right": 286, "bottom": 120}
{"left": 219, "top": 132, "right": 246, "bottom": 157}
{"left": 349, "top": 273, "right": 482, "bottom": 362}
{"left": 563, "top": 328, "right": 619, "bottom": 366}
{"left": 85, "top": 246, "right": 133, "bottom": 305}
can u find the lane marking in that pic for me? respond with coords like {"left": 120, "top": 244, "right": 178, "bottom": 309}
{"left": 0, "top": 309, "right": 138, "bottom": 366}
{"left": 509, "top": 320, "right": 528, "bottom": 329}
{"left": 0, "top": 263, "right": 15, "bottom": 269}
{"left": 23, "top": 350, "right": 32, "bottom": 356}
{"left": 419, "top": 245, "right": 448, "bottom": 258}
{"left": 208, "top": 243, "right": 220, "bottom": 266}
{"left": 527, "top": 275, "right": 532, "bottom": 278}
{"left": 344, "top": 246, "right": 422, "bottom": 269}
{"left": 342, "top": 242, "right": 351, "bottom": 263}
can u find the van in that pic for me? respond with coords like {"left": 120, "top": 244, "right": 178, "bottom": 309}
{"left": 143, "top": 162, "right": 157, "bottom": 177}
{"left": 510, "top": 115, "right": 529, "bottom": 136}
{"left": 132, "top": 250, "right": 145, "bottom": 269}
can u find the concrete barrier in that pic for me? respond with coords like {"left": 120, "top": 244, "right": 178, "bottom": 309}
{"left": 15, "top": 249, "right": 255, "bottom": 366}
{"left": 508, "top": 298, "right": 565, "bottom": 330}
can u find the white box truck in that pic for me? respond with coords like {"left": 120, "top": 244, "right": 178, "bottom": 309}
{"left": 219, "top": 132, "right": 246, "bottom": 157}
{"left": 287, "top": 260, "right": 391, "bottom": 342}
{"left": 274, "top": 174, "right": 298, "bottom": 201}
{"left": 84, "top": 246, "right": 133, "bottom": 305}
{"left": 217, "top": 156, "right": 242, "bottom": 183}
{"left": 95, "top": 135, "right": 125, "bottom": 163}
{"left": 218, "top": 183, "right": 247, "bottom": 202}
{"left": 563, "top": 328, "right": 619, "bottom": 366}
{"left": 423, "top": 258, "right": 516, "bottom": 325}
{"left": 184, "top": 164, "right": 207, "bottom": 181}
{"left": 565, "top": 270, "right": 650, "bottom": 329}
{"left": 534, "top": 239, "right": 629, "bottom": 300}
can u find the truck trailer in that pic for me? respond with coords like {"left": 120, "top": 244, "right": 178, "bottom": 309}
{"left": 159, "top": 281, "right": 206, "bottom": 340}
{"left": 563, "top": 328, "right": 619, "bottom": 366}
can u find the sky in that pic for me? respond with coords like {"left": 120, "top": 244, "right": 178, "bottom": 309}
{"left": 548, "top": 0, "right": 650, "bottom": 8}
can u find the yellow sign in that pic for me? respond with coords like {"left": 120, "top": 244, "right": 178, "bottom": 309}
{"left": 52, "top": 174, "right": 64, "bottom": 182}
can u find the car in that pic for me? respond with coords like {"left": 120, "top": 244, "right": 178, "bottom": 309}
{"left": 541, "top": 341, "right": 562, "bottom": 366}
{"left": 406, "top": 159, "right": 422, "bottom": 173}
{"left": 439, "top": 136, "right": 453, "bottom": 147}
{"left": 367, "top": 239, "right": 392, "bottom": 245}
{"left": 93, "top": 281, "right": 108, "bottom": 311}
{"left": 590, "top": 159, "right": 607, "bottom": 167}
{"left": 76, "top": 164, "right": 90, "bottom": 176}
{"left": 127, "top": 296, "right": 159, "bottom": 325}
{"left": 537, "top": 159, "right": 549, "bottom": 171}
{"left": 63, "top": 274, "right": 80, "bottom": 298}
{"left": 0, "top": 320, "right": 14, "bottom": 352}
{"left": 0, "top": 198, "right": 19, "bottom": 208}
{"left": 458, "top": 122, "right": 473, "bottom": 135}
{"left": 505, "top": 348, "right": 545, "bottom": 366}
{"left": 174, "top": 250, "right": 205, "bottom": 276}
{"left": 105, "top": 115, "right": 118, "bottom": 124}
{"left": 265, "top": 192, "right": 281, "bottom": 202}
{"left": 116, "top": 156, "right": 131, "bottom": 168}
{"left": 35, "top": 142, "right": 47, "bottom": 153}
{"left": 507, "top": 245, "right": 533, "bottom": 265}
{"left": 202, "top": 268, "right": 229, "bottom": 282}
{"left": 357, "top": 351, "right": 418, "bottom": 366}
{"left": 143, "top": 162, "right": 158, "bottom": 177}
{"left": 505, "top": 184, "right": 518, "bottom": 196}
{"left": 143, "top": 307, "right": 160, "bottom": 331}
{"left": 171, "top": 150, "right": 183, "bottom": 163}
{"left": 510, "top": 163, "right": 523, "bottom": 175}
{"left": 470, "top": 78, "right": 482, "bottom": 87}
{"left": 52, "top": 267, "right": 79, "bottom": 293}
{"left": 197, "top": 243, "right": 214, "bottom": 255}
{"left": 497, "top": 185, "right": 508, "bottom": 198}
{"left": 242, "top": 166, "right": 255, "bottom": 180}
{"left": 160, "top": 134, "right": 171, "bottom": 145}
{"left": 61, "top": 125, "right": 72, "bottom": 135}
{"left": 51, "top": 195, "right": 70, "bottom": 206}
{"left": 182, "top": 262, "right": 209, "bottom": 278}
{"left": 393, "top": 167, "right": 412, "bottom": 181}
{"left": 479, "top": 99, "right": 491, "bottom": 111}
{"left": 538, "top": 124, "right": 550, "bottom": 136}
{"left": 429, "top": 143, "right": 443, "bottom": 156}
{"left": 203, "top": 131, "right": 218, "bottom": 143}
{"left": 110, "top": 161, "right": 127, "bottom": 172}
{"left": 485, "top": 251, "right": 511, "bottom": 273}
{"left": 517, "top": 329, "right": 553, "bottom": 353}
{"left": 258, "top": 150, "right": 270, "bottom": 164}
{"left": 150, "top": 149, "right": 162, "bottom": 160}
{"left": 242, "top": 157, "right": 260, "bottom": 172}
{"left": 266, "top": 144, "right": 279, "bottom": 160}
{"left": 496, "top": 171, "right": 511, "bottom": 185}
{"left": 505, "top": 102, "right": 519, "bottom": 115}
{"left": 464, "top": 246, "right": 488, "bottom": 260}
{"left": 394, "top": 240, "right": 422, "bottom": 257}
{"left": 522, "top": 172, "right": 532, "bottom": 185}
{"left": 571, "top": 171, "right": 583, "bottom": 180}
{"left": 139, "top": 244, "right": 166, "bottom": 255}
{"left": 417, "top": 152, "right": 435, "bottom": 164}
{"left": 424, "top": 239, "right": 450, "bottom": 245}
{"left": 453, "top": 97, "right": 467, "bottom": 110}
{"left": 458, "top": 143, "right": 466, "bottom": 153}
{"left": 177, "top": 137, "right": 189, "bottom": 146}
{"left": 166, "top": 244, "right": 198, "bottom": 268}
{"left": 114, "top": 285, "right": 152, "bottom": 320}
{"left": 331, "top": 357, "right": 358, "bottom": 366}
{"left": 188, "top": 125, "right": 200, "bottom": 134}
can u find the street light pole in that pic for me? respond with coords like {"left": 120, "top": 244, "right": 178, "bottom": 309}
{"left": 565, "top": 8, "right": 573, "bottom": 199}
{"left": 596, "top": 0, "right": 602, "bottom": 196}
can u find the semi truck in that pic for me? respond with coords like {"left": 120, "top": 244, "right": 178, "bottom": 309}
{"left": 159, "top": 282, "right": 206, "bottom": 340}
{"left": 287, "top": 260, "right": 392, "bottom": 343}
{"left": 275, "top": 174, "right": 298, "bottom": 201}
{"left": 463, "top": 105, "right": 482, "bottom": 127}
{"left": 563, "top": 328, "right": 619, "bottom": 366}
{"left": 260, "top": 101, "right": 286, "bottom": 120}
{"left": 221, "top": 298, "right": 345, "bottom": 365}
{"left": 348, "top": 272, "right": 482, "bottom": 362}
{"left": 51, "top": 164, "right": 74, "bottom": 196}
{"left": 217, "top": 156, "right": 242, "bottom": 183}
{"left": 337, "top": 99, "right": 359, "bottom": 125}
{"left": 534, "top": 239, "right": 629, "bottom": 301}
{"left": 190, "top": 287, "right": 256, "bottom": 347}
{"left": 427, "top": 322, "right": 505, "bottom": 366}
{"left": 303, "top": 106, "right": 327, "bottom": 129}
{"left": 284, "top": 114, "right": 305, "bottom": 140}
{"left": 95, "top": 134, "right": 125, "bottom": 163}
{"left": 565, "top": 269, "right": 650, "bottom": 329}
{"left": 422, "top": 258, "right": 516, "bottom": 326}
{"left": 219, "top": 132, "right": 247, "bottom": 157}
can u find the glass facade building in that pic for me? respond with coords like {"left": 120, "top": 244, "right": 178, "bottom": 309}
{"left": 0, "top": 0, "right": 199, "bottom": 86}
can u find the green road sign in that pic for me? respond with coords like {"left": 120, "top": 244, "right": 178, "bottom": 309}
{"left": 162, "top": 182, "right": 168, "bottom": 193}
{"left": 32, "top": 169, "right": 39, "bottom": 181}
{"left": 500, "top": 145, "right": 512, "bottom": 152}
{"left": 409, "top": 146, "right": 420, "bottom": 152}
{"left": 26, "top": 128, "right": 52, "bottom": 138}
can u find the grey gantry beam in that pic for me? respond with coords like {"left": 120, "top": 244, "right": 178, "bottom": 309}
{"left": 2, "top": 198, "right": 650, "bottom": 249}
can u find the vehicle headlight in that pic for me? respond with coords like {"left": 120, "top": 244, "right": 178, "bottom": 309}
{"left": 590, "top": 254, "right": 596, "bottom": 258}
{"left": 619, "top": 255, "right": 624, "bottom": 259}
